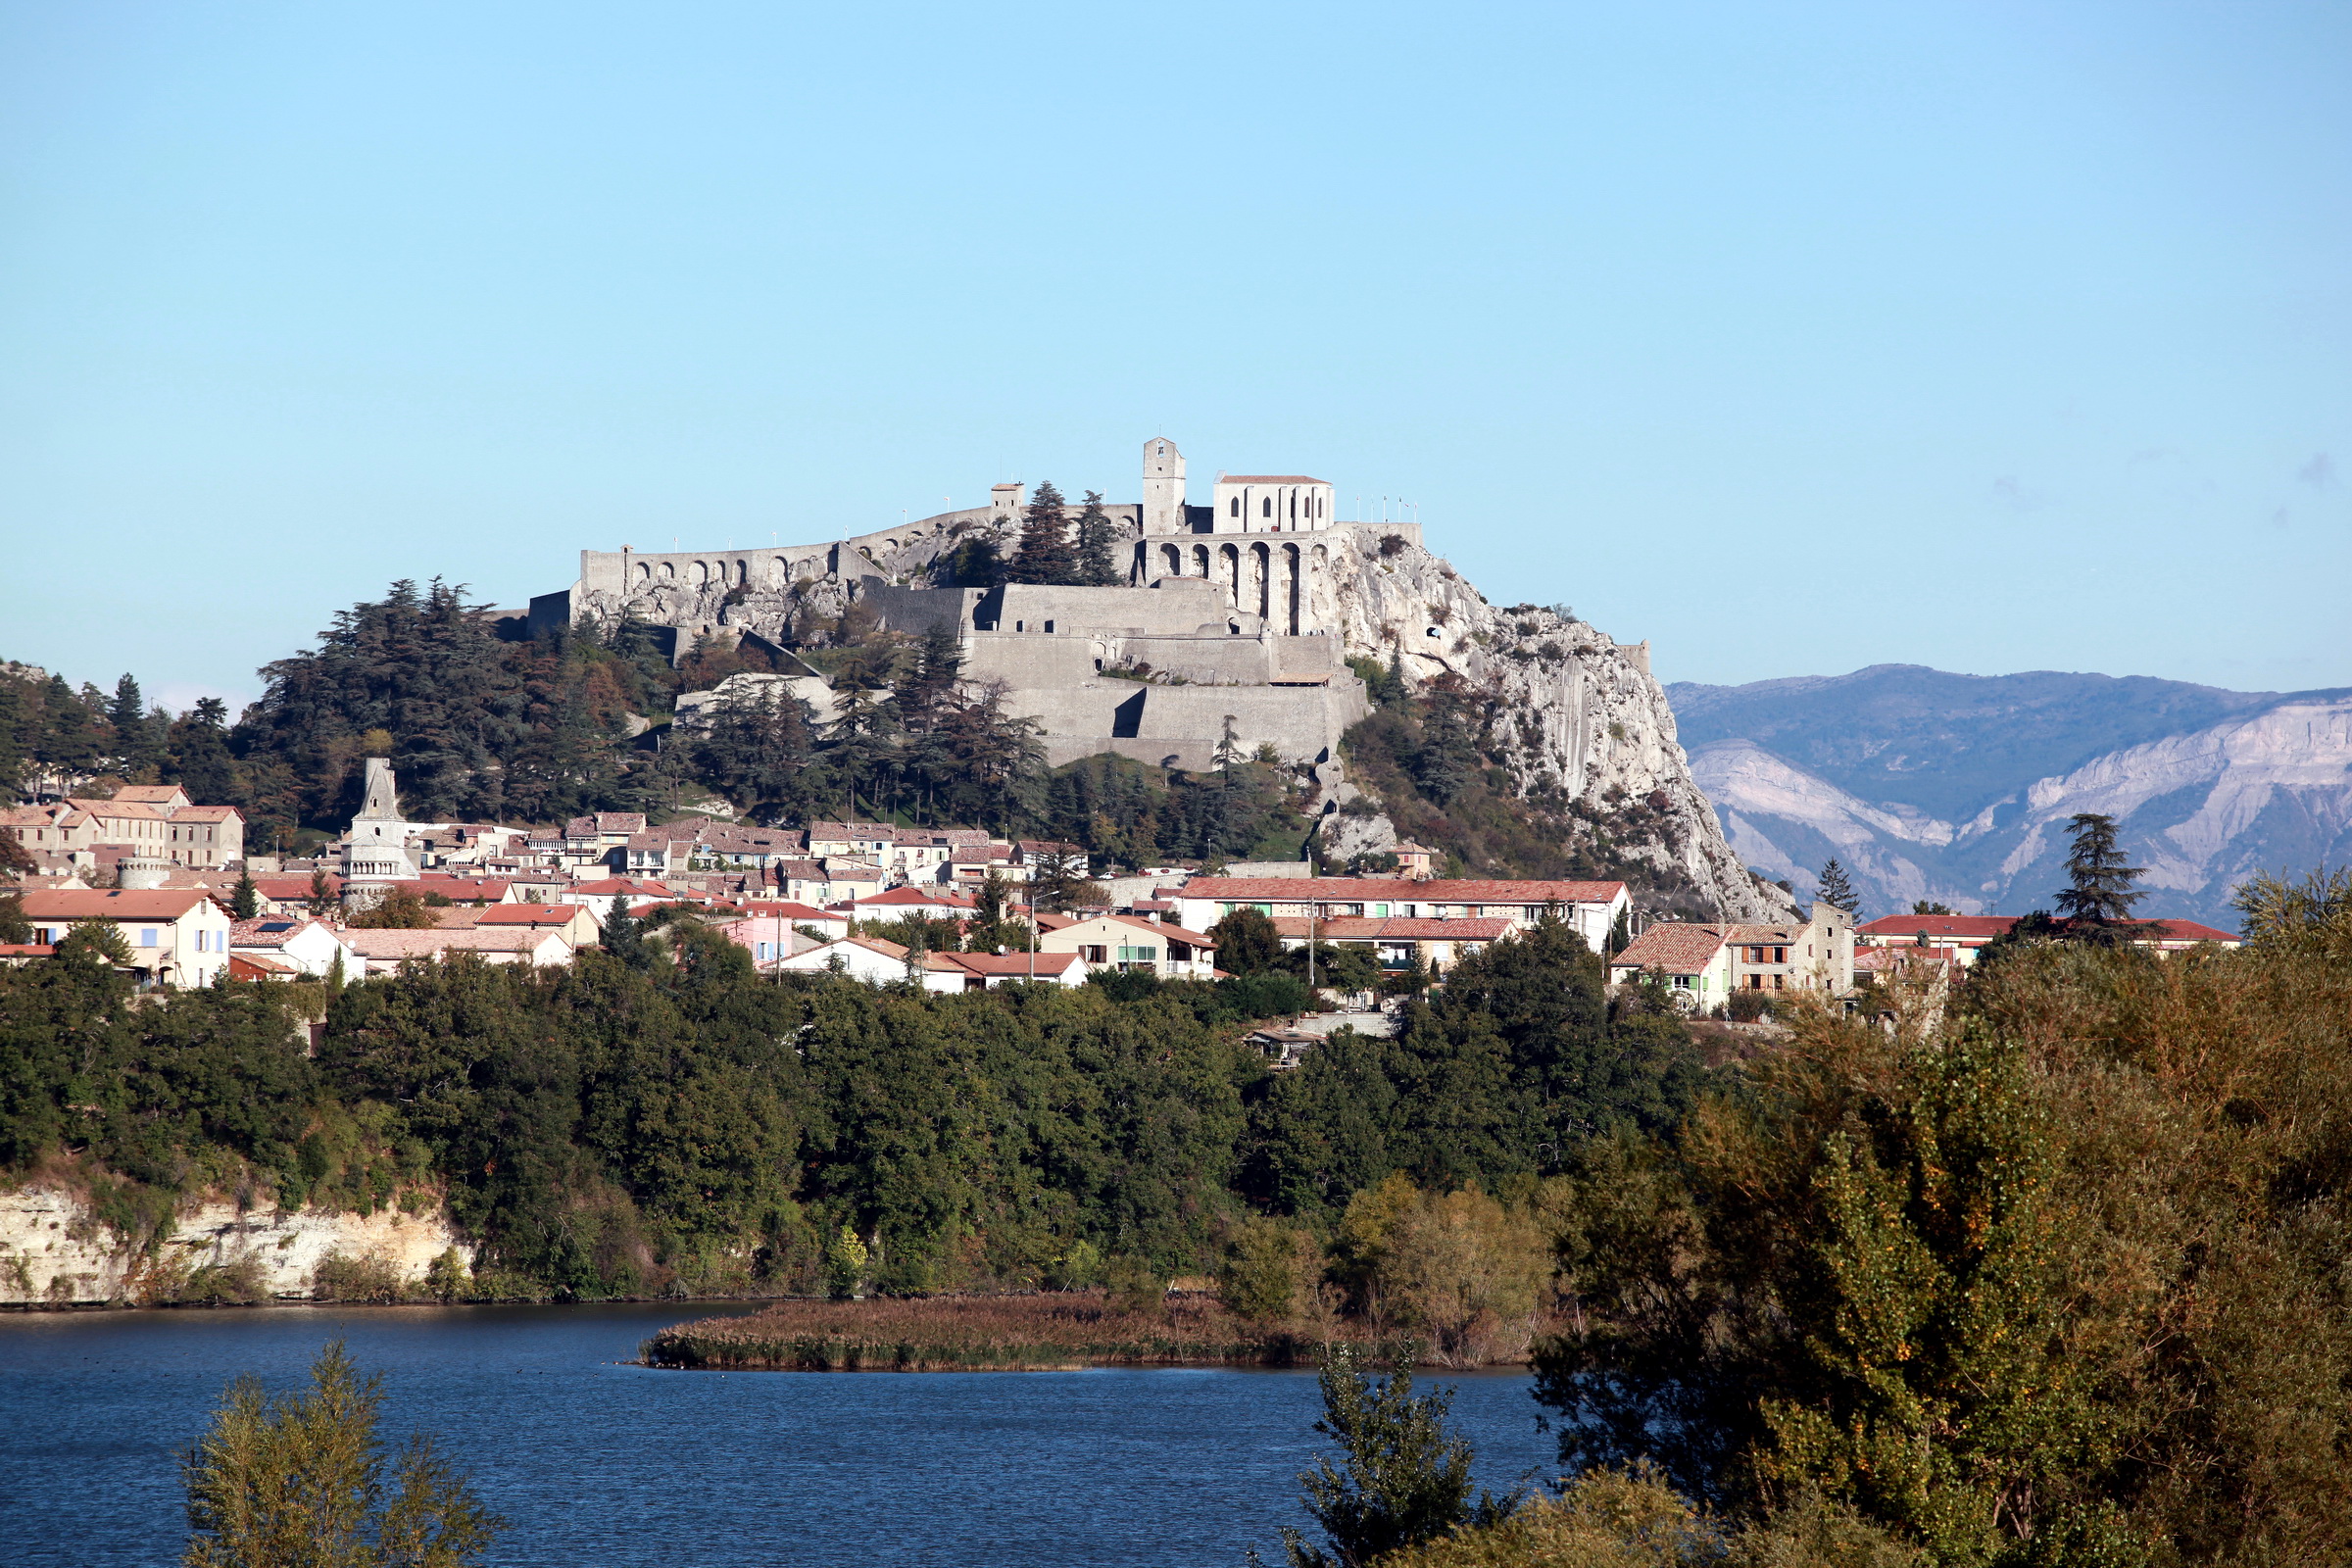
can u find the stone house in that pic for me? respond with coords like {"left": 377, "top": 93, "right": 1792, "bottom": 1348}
{"left": 1271, "top": 914, "right": 1514, "bottom": 977}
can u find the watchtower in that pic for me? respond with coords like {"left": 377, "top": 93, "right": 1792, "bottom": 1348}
{"left": 1142, "top": 437, "right": 1186, "bottom": 534}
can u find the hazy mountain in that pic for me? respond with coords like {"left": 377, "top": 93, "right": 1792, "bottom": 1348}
{"left": 1668, "top": 664, "right": 2352, "bottom": 926}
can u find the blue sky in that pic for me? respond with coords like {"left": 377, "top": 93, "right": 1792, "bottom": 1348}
{"left": 4, "top": 1, "right": 2347, "bottom": 715}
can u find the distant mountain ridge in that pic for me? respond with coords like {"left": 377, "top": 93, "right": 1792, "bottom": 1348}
{"left": 1667, "top": 664, "right": 2352, "bottom": 926}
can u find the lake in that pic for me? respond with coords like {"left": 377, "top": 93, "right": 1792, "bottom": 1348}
{"left": 0, "top": 1303, "right": 1551, "bottom": 1566}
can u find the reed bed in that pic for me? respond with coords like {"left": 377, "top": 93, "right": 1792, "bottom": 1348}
{"left": 641, "top": 1293, "right": 1322, "bottom": 1372}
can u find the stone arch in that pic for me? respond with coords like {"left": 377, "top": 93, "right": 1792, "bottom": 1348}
{"left": 1159, "top": 543, "right": 1183, "bottom": 577}
{"left": 1193, "top": 543, "right": 1210, "bottom": 578}
{"left": 1283, "top": 542, "right": 1302, "bottom": 634}
{"left": 1250, "top": 541, "right": 1272, "bottom": 620}
{"left": 736, "top": 560, "right": 750, "bottom": 583}
{"left": 635, "top": 562, "right": 652, "bottom": 585}
{"left": 660, "top": 562, "right": 676, "bottom": 581}
{"left": 771, "top": 556, "right": 789, "bottom": 584}
{"left": 1219, "top": 542, "right": 1242, "bottom": 607}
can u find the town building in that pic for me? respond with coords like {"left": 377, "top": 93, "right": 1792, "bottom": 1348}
{"left": 1173, "top": 877, "right": 1630, "bottom": 956}
{"left": 17, "top": 888, "right": 235, "bottom": 989}
{"left": 1036, "top": 914, "right": 1218, "bottom": 980}
{"left": 1605, "top": 923, "right": 1737, "bottom": 1007}
{"left": 228, "top": 916, "right": 362, "bottom": 980}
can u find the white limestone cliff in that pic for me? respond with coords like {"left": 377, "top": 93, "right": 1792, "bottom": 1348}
{"left": 0, "top": 1183, "right": 462, "bottom": 1307}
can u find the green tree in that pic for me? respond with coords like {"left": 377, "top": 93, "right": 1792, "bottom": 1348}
{"left": 181, "top": 1340, "right": 504, "bottom": 1568}
{"left": 1211, "top": 906, "right": 1283, "bottom": 974}
{"left": 231, "top": 871, "right": 261, "bottom": 922}
{"left": 168, "top": 697, "right": 239, "bottom": 803}
{"left": 347, "top": 889, "right": 437, "bottom": 930}
{"left": 1911, "top": 901, "right": 1955, "bottom": 915}
{"left": 1263, "top": 1341, "right": 1517, "bottom": 1568}
{"left": 603, "top": 895, "right": 647, "bottom": 969}
{"left": 1817, "top": 858, "right": 1860, "bottom": 915}
{"left": 0, "top": 890, "right": 31, "bottom": 944}
{"left": 1007, "top": 479, "right": 1075, "bottom": 585}
{"left": 1072, "top": 489, "right": 1122, "bottom": 586}
{"left": 2052, "top": 811, "right": 2144, "bottom": 932}
{"left": 58, "top": 917, "right": 134, "bottom": 968}
{"left": 108, "top": 674, "right": 165, "bottom": 781}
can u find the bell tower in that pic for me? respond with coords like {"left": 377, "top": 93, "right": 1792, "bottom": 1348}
{"left": 1142, "top": 437, "right": 1185, "bottom": 534}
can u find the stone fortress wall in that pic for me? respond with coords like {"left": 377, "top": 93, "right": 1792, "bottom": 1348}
{"left": 534, "top": 439, "right": 1386, "bottom": 769}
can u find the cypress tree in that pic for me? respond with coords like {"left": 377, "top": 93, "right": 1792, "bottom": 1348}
{"left": 107, "top": 674, "right": 162, "bottom": 781}
{"left": 231, "top": 870, "right": 260, "bottom": 921}
{"left": 1008, "top": 480, "right": 1075, "bottom": 585}
{"left": 1072, "top": 490, "right": 1122, "bottom": 586}
{"left": 2053, "top": 811, "right": 2145, "bottom": 931}
{"left": 1815, "top": 858, "right": 1860, "bottom": 915}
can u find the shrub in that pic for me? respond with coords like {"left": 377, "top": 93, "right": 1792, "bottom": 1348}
{"left": 1216, "top": 1217, "right": 1322, "bottom": 1324}
{"left": 180, "top": 1255, "right": 271, "bottom": 1307}
{"left": 310, "top": 1251, "right": 406, "bottom": 1303}
{"left": 1725, "top": 988, "right": 1773, "bottom": 1022}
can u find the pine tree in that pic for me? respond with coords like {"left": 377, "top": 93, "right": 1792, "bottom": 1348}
{"left": 1007, "top": 480, "right": 1075, "bottom": 585}
{"left": 38, "top": 674, "right": 104, "bottom": 782}
{"left": 1816, "top": 858, "right": 1859, "bottom": 915}
{"left": 308, "top": 869, "right": 334, "bottom": 917}
{"left": 1072, "top": 489, "right": 1122, "bottom": 586}
{"left": 230, "top": 871, "right": 260, "bottom": 921}
{"left": 2053, "top": 812, "right": 2145, "bottom": 931}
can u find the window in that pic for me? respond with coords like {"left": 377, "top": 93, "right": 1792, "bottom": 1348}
{"left": 140, "top": 927, "right": 157, "bottom": 948}
{"left": 1372, "top": 904, "right": 1389, "bottom": 917}
{"left": 1229, "top": 498, "right": 1240, "bottom": 516}
{"left": 1670, "top": 973, "right": 1692, "bottom": 989}
{"left": 1261, "top": 498, "right": 1271, "bottom": 517}
{"left": 1081, "top": 945, "right": 1108, "bottom": 963}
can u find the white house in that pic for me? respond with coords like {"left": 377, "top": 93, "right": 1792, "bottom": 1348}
{"left": 341, "top": 927, "right": 574, "bottom": 976}
{"left": 1037, "top": 913, "right": 1218, "bottom": 980}
{"left": 774, "top": 935, "right": 926, "bottom": 985}
{"left": 18, "top": 889, "right": 235, "bottom": 989}
{"left": 228, "top": 916, "right": 362, "bottom": 980}
{"left": 918, "top": 950, "right": 1085, "bottom": 993}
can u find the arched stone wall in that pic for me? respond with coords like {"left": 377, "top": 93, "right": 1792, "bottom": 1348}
{"left": 1250, "top": 541, "right": 1271, "bottom": 620}
{"left": 1160, "top": 543, "right": 1183, "bottom": 577}
{"left": 1283, "top": 542, "right": 1301, "bottom": 634}
{"left": 1219, "top": 543, "right": 1242, "bottom": 608}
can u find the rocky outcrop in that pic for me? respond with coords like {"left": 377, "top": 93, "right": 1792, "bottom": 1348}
{"left": 1304, "top": 526, "right": 1791, "bottom": 921}
{"left": 0, "top": 1183, "right": 462, "bottom": 1308}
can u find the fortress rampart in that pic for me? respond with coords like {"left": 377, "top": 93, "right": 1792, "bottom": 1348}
{"left": 531, "top": 438, "right": 1384, "bottom": 769}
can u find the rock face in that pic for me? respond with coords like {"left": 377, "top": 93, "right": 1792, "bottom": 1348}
{"left": 1302, "top": 528, "right": 1792, "bottom": 922}
{"left": 0, "top": 1184, "right": 462, "bottom": 1307}
{"left": 1675, "top": 664, "right": 2352, "bottom": 924}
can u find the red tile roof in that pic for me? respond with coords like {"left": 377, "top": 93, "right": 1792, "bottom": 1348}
{"left": 1857, "top": 915, "right": 2018, "bottom": 941}
{"left": 1184, "top": 877, "right": 1625, "bottom": 905}
{"left": 478, "top": 904, "right": 590, "bottom": 927}
{"left": 928, "top": 951, "right": 1082, "bottom": 978}
{"left": 2119, "top": 918, "right": 2239, "bottom": 944}
{"left": 1273, "top": 916, "right": 1513, "bottom": 942}
{"left": 19, "top": 889, "right": 221, "bottom": 920}
{"left": 1608, "top": 924, "right": 1731, "bottom": 974}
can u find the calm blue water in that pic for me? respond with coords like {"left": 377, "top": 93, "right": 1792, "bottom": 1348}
{"left": 0, "top": 1303, "right": 1549, "bottom": 1566}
